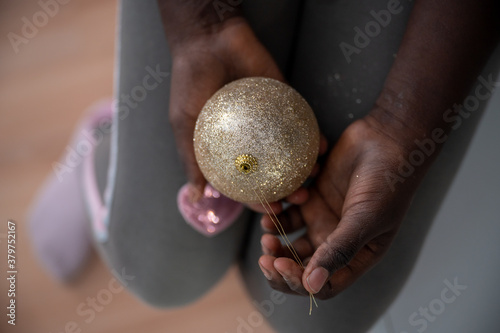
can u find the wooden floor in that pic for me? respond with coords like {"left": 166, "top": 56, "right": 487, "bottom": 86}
{"left": 0, "top": 1, "right": 274, "bottom": 332}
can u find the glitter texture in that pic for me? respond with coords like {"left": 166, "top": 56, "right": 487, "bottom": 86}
{"left": 194, "top": 77, "right": 320, "bottom": 204}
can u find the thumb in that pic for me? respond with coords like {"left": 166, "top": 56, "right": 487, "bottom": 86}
{"left": 170, "top": 110, "right": 207, "bottom": 200}
{"left": 168, "top": 91, "right": 208, "bottom": 201}
{"left": 184, "top": 145, "right": 207, "bottom": 201}
{"left": 168, "top": 59, "right": 223, "bottom": 201}
{"left": 302, "top": 220, "right": 365, "bottom": 295}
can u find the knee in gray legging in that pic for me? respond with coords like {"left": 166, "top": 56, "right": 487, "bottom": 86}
{"left": 91, "top": 0, "right": 253, "bottom": 308}
{"left": 98, "top": 209, "right": 250, "bottom": 308}
{"left": 94, "top": 107, "right": 252, "bottom": 307}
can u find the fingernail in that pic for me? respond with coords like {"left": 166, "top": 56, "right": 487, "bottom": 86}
{"left": 306, "top": 267, "right": 329, "bottom": 294}
{"left": 259, "top": 262, "right": 272, "bottom": 280}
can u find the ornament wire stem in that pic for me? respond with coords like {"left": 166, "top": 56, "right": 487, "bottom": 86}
{"left": 244, "top": 177, "right": 318, "bottom": 315}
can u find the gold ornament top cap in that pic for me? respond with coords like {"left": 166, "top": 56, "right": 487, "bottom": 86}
{"left": 235, "top": 154, "right": 258, "bottom": 174}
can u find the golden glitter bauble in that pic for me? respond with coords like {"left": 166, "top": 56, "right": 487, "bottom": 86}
{"left": 193, "top": 77, "right": 320, "bottom": 204}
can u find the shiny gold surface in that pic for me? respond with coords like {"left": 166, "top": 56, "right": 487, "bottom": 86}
{"left": 194, "top": 77, "right": 320, "bottom": 203}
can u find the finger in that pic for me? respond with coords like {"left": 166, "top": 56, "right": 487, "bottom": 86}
{"left": 298, "top": 187, "right": 341, "bottom": 238}
{"left": 274, "top": 257, "right": 309, "bottom": 295}
{"left": 258, "top": 255, "right": 301, "bottom": 295}
{"left": 185, "top": 175, "right": 207, "bottom": 202}
{"left": 308, "top": 163, "right": 321, "bottom": 179}
{"left": 260, "top": 205, "right": 305, "bottom": 234}
{"left": 309, "top": 241, "right": 388, "bottom": 300}
{"left": 262, "top": 65, "right": 285, "bottom": 83}
{"left": 301, "top": 212, "right": 390, "bottom": 299}
{"left": 302, "top": 216, "right": 367, "bottom": 295}
{"left": 283, "top": 161, "right": 320, "bottom": 207}
{"left": 285, "top": 187, "right": 309, "bottom": 205}
{"left": 261, "top": 234, "right": 315, "bottom": 261}
{"left": 168, "top": 60, "right": 224, "bottom": 197}
{"left": 236, "top": 43, "right": 285, "bottom": 83}
{"left": 260, "top": 234, "right": 285, "bottom": 257}
{"left": 170, "top": 111, "right": 207, "bottom": 197}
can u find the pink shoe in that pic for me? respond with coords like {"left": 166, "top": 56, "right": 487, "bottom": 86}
{"left": 177, "top": 184, "right": 244, "bottom": 237}
{"left": 28, "top": 101, "right": 112, "bottom": 281}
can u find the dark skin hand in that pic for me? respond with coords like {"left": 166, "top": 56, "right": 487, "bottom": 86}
{"left": 158, "top": 2, "right": 283, "bottom": 200}
{"left": 158, "top": 0, "right": 324, "bottom": 212}
{"left": 260, "top": 1, "right": 499, "bottom": 297}
{"left": 159, "top": 0, "right": 499, "bottom": 298}
{"left": 259, "top": 118, "right": 416, "bottom": 298}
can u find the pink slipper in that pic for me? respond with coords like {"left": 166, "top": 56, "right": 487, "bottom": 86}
{"left": 28, "top": 100, "right": 112, "bottom": 281}
{"left": 177, "top": 184, "right": 244, "bottom": 237}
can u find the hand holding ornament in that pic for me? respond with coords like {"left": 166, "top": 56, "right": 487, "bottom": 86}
{"left": 258, "top": 118, "right": 425, "bottom": 299}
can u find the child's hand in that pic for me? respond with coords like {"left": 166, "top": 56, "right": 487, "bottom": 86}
{"left": 258, "top": 118, "right": 423, "bottom": 299}
{"left": 165, "top": 17, "right": 284, "bottom": 201}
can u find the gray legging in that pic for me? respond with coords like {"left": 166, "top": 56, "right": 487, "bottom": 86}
{"left": 92, "top": 1, "right": 500, "bottom": 332}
